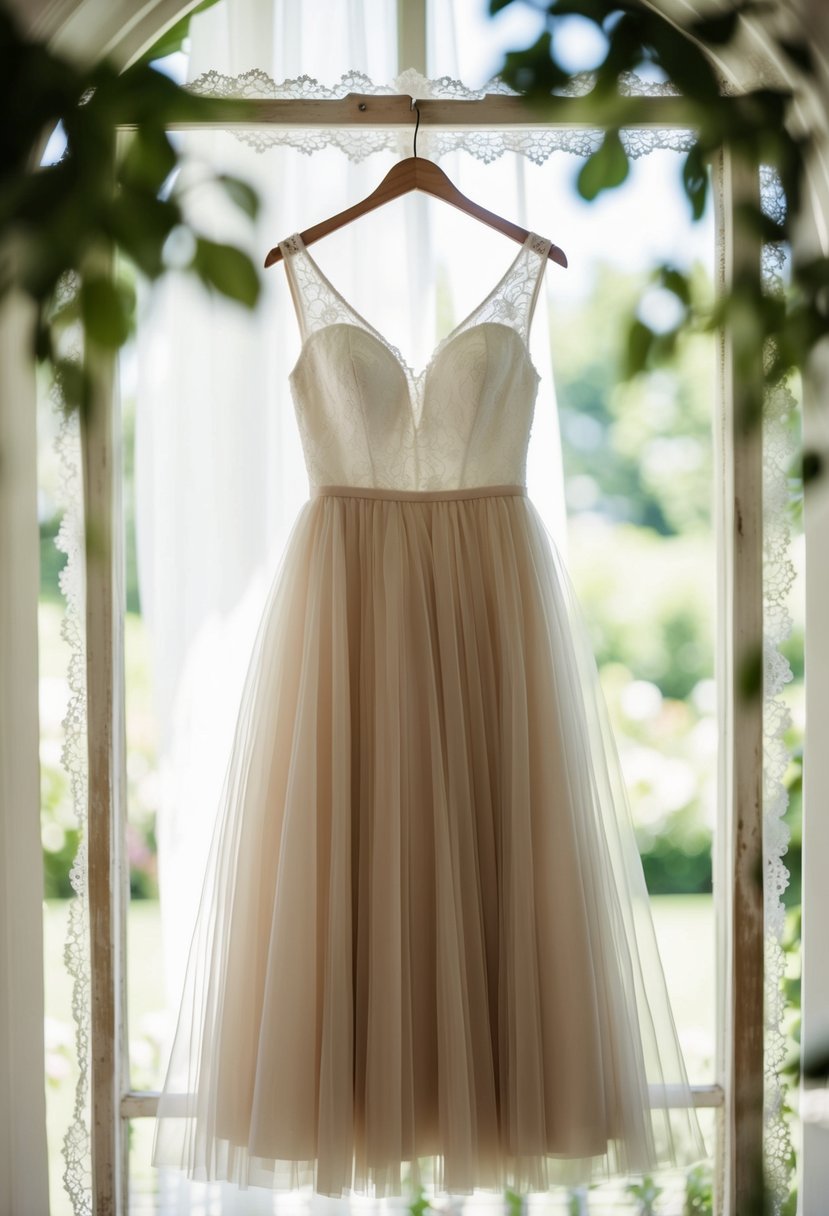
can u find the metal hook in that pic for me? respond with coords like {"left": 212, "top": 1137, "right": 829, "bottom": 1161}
{"left": 410, "top": 96, "right": 421, "bottom": 158}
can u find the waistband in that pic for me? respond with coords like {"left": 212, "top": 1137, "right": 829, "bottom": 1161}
{"left": 310, "top": 483, "right": 527, "bottom": 502}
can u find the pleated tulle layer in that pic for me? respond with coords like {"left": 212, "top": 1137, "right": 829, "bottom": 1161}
{"left": 151, "top": 484, "right": 707, "bottom": 1199}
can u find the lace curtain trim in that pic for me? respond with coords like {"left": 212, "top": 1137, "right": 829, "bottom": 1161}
{"left": 759, "top": 164, "right": 796, "bottom": 1215}
{"left": 55, "top": 72, "right": 796, "bottom": 1216}
{"left": 52, "top": 269, "right": 92, "bottom": 1216}
{"left": 187, "top": 67, "right": 691, "bottom": 161}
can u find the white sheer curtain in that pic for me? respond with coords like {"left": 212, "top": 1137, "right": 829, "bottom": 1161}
{"left": 135, "top": 3, "right": 565, "bottom": 1209}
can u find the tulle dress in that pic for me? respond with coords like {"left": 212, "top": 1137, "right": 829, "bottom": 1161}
{"left": 151, "top": 230, "right": 708, "bottom": 1200}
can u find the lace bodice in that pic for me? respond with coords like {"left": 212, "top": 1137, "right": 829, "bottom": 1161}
{"left": 279, "top": 230, "right": 553, "bottom": 491}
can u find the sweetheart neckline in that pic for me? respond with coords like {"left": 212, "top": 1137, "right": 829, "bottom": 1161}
{"left": 288, "top": 320, "right": 543, "bottom": 431}
{"left": 286, "top": 229, "right": 545, "bottom": 387}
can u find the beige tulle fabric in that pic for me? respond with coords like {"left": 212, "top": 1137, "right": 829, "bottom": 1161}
{"left": 151, "top": 232, "right": 708, "bottom": 1199}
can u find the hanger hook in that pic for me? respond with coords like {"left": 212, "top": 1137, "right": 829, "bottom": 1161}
{"left": 410, "top": 96, "right": 421, "bottom": 158}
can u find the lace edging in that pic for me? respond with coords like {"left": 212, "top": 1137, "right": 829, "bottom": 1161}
{"left": 53, "top": 273, "right": 93, "bottom": 1216}
{"left": 185, "top": 68, "right": 693, "bottom": 162}
{"left": 760, "top": 164, "right": 796, "bottom": 1216}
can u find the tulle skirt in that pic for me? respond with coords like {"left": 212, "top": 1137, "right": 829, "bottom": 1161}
{"left": 151, "top": 482, "right": 707, "bottom": 1200}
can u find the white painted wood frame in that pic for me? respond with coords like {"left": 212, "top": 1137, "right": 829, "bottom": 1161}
{"left": 75, "top": 93, "right": 770, "bottom": 1216}
{"left": 713, "top": 149, "right": 766, "bottom": 1216}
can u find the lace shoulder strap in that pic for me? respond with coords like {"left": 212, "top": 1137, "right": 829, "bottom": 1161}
{"left": 277, "top": 233, "right": 355, "bottom": 342}
{"left": 278, "top": 229, "right": 553, "bottom": 345}
{"left": 455, "top": 231, "right": 553, "bottom": 344}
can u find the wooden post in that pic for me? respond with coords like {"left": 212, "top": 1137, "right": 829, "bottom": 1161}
{"left": 714, "top": 147, "right": 767, "bottom": 1216}
{"left": 81, "top": 271, "right": 130, "bottom": 1216}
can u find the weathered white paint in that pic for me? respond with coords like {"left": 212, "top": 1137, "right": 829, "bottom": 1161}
{"left": 714, "top": 150, "right": 766, "bottom": 1216}
{"left": 800, "top": 359, "right": 829, "bottom": 1213}
{"left": 796, "top": 2, "right": 829, "bottom": 1210}
{"left": 0, "top": 291, "right": 51, "bottom": 1215}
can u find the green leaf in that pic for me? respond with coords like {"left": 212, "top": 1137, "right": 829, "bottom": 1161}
{"left": 625, "top": 317, "right": 654, "bottom": 377}
{"left": 503, "top": 1189, "right": 523, "bottom": 1216}
{"left": 104, "top": 58, "right": 213, "bottom": 124}
{"left": 651, "top": 326, "right": 680, "bottom": 363}
{"left": 137, "top": 0, "right": 224, "bottom": 64}
{"left": 488, "top": 0, "right": 515, "bottom": 13}
{"left": 192, "top": 237, "right": 260, "bottom": 307}
{"left": 658, "top": 265, "right": 691, "bottom": 305}
{"left": 48, "top": 288, "right": 81, "bottom": 330}
{"left": 802, "top": 449, "right": 823, "bottom": 487}
{"left": 682, "top": 145, "right": 708, "bottom": 220}
{"left": 119, "top": 126, "right": 177, "bottom": 192}
{"left": 52, "top": 356, "right": 90, "bottom": 415}
{"left": 596, "top": 11, "right": 641, "bottom": 83}
{"left": 499, "top": 31, "right": 570, "bottom": 100}
{"left": 576, "top": 129, "right": 629, "bottom": 200}
{"left": 217, "top": 174, "right": 260, "bottom": 220}
{"left": 643, "top": 17, "right": 720, "bottom": 100}
{"left": 733, "top": 200, "right": 786, "bottom": 243}
{"left": 547, "top": 0, "right": 611, "bottom": 20}
{"left": 105, "top": 193, "right": 182, "bottom": 278}
{"left": 80, "top": 275, "right": 133, "bottom": 348}
{"left": 794, "top": 255, "right": 829, "bottom": 293}
{"left": 406, "top": 1184, "right": 431, "bottom": 1216}
{"left": 34, "top": 312, "right": 55, "bottom": 362}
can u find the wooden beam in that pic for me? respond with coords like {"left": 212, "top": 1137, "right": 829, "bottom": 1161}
{"left": 81, "top": 265, "right": 130, "bottom": 1216}
{"left": 147, "top": 90, "right": 702, "bottom": 132}
{"left": 120, "top": 1083, "right": 727, "bottom": 1120}
{"left": 714, "top": 147, "right": 766, "bottom": 1216}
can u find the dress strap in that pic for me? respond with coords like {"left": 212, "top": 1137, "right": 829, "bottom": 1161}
{"left": 277, "top": 233, "right": 355, "bottom": 343}
{"left": 278, "top": 229, "right": 553, "bottom": 345}
{"left": 449, "top": 231, "right": 554, "bottom": 348}
{"left": 276, "top": 234, "right": 306, "bottom": 338}
{"left": 523, "top": 233, "right": 554, "bottom": 332}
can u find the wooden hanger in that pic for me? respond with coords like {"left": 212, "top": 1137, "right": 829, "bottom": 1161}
{"left": 263, "top": 98, "right": 568, "bottom": 269}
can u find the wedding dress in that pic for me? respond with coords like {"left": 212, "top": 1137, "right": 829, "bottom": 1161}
{"left": 151, "top": 229, "right": 708, "bottom": 1199}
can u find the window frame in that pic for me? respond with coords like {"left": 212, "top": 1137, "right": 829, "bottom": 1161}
{"left": 81, "top": 95, "right": 764, "bottom": 1216}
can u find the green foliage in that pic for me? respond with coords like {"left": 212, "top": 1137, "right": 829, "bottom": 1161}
{"left": 571, "top": 527, "right": 713, "bottom": 696}
{"left": 781, "top": 744, "right": 802, "bottom": 906}
{"left": 567, "top": 1188, "right": 586, "bottom": 1216}
{"left": 626, "top": 1173, "right": 664, "bottom": 1215}
{"left": 552, "top": 263, "right": 715, "bottom": 538}
{"left": 555, "top": 261, "right": 735, "bottom": 895}
{"left": 192, "top": 237, "right": 261, "bottom": 307}
{"left": 0, "top": 5, "right": 262, "bottom": 415}
{"left": 39, "top": 602, "right": 159, "bottom": 897}
{"left": 684, "top": 1162, "right": 714, "bottom": 1215}
{"left": 504, "top": 1187, "right": 524, "bottom": 1216}
{"left": 577, "top": 128, "right": 629, "bottom": 198}
{"left": 491, "top": 0, "right": 827, "bottom": 481}
{"left": 135, "top": 0, "right": 223, "bottom": 64}
{"left": 405, "top": 1183, "right": 432, "bottom": 1216}
{"left": 641, "top": 834, "right": 711, "bottom": 896}
{"left": 41, "top": 763, "right": 80, "bottom": 898}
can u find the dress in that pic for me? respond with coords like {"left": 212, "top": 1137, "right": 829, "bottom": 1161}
{"left": 151, "top": 230, "right": 708, "bottom": 1200}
